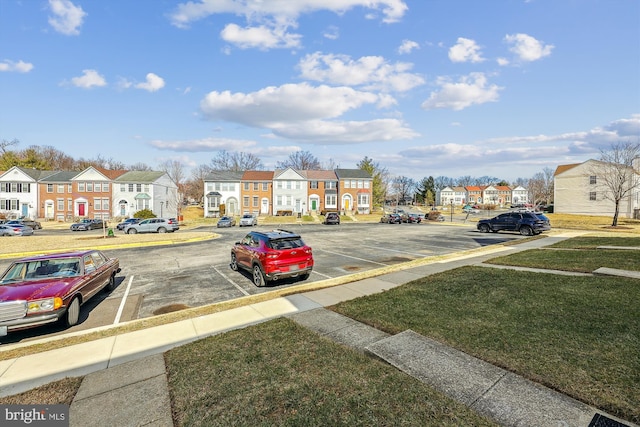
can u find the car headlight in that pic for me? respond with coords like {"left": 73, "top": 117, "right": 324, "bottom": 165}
{"left": 27, "top": 297, "right": 63, "bottom": 313}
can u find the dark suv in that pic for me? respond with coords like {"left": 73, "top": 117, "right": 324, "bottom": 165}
{"left": 230, "top": 229, "right": 314, "bottom": 287}
{"left": 323, "top": 212, "right": 340, "bottom": 225}
{"left": 477, "top": 212, "right": 551, "bottom": 236}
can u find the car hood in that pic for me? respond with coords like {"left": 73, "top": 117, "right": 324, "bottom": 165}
{"left": 0, "top": 278, "right": 76, "bottom": 301}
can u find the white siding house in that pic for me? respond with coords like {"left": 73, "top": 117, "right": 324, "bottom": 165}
{"left": 272, "top": 168, "right": 308, "bottom": 215}
{"left": 113, "top": 171, "right": 179, "bottom": 219}
{"left": 203, "top": 171, "right": 243, "bottom": 217}
{"left": 0, "top": 166, "right": 51, "bottom": 220}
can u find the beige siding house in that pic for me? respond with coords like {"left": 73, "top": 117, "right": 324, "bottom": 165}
{"left": 554, "top": 159, "right": 640, "bottom": 218}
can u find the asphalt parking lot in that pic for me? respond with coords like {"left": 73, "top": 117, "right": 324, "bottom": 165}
{"left": 0, "top": 221, "right": 525, "bottom": 344}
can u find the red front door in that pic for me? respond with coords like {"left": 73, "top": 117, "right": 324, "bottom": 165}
{"left": 79, "top": 203, "right": 85, "bottom": 216}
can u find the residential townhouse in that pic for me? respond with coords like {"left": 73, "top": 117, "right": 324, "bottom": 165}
{"left": 241, "top": 171, "right": 274, "bottom": 216}
{"left": 437, "top": 185, "right": 529, "bottom": 207}
{"left": 202, "top": 168, "right": 373, "bottom": 217}
{"left": 272, "top": 168, "right": 308, "bottom": 215}
{"left": 1, "top": 166, "right": 177, "bottom": 222}
{"left": 335, "top": 169, "right": 372, "bottom": 214}
{"left": 304, "top": 169, "right": 338, "bottom": 214}
{"left": 0, "top": 166, "right": 56, "bottom": 220}
{"left": 554, "top": 159, "right": 640, "bottom": 218}
{"left": 113, "top": 170, "right": 179, "bottom": 219}
{"left": 203, "top": 171, "right": 243, "bottom": 217}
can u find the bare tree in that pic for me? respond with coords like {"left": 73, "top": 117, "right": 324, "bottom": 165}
{"left": 275, "top": 150, "right": 321, "bottom": 170}
{"left": 528, "top": 167, "right": 554, "bottom": 206}
{"left": 128, "top": 162, "right": 153, "bottom": 171}
{"left": 185, "top": 164, "right": 212, "bottom": 203}
{"left": 590, "top": 140, "right": 640, "bottom": 226}
{"left": 210, "top": 150, "right": 263, "bottom": 171}
{"left": 159, "top": 160, "right": 186, "bottom": 216}
{"left": 0, "top": 138, "right": 19, "bottom": 154}
{"left": 391, "top": 176, "right": 416, "bottom": 205}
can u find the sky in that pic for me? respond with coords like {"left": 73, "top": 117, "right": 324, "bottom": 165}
{"left": 1, "top": 0, "right": 639, "bottom": 183}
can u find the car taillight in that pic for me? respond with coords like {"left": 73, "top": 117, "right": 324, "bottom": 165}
{"left": 266, "top": 251, "right": 279, "bottom": 259}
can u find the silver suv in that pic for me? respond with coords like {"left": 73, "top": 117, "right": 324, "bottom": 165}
{"left": 124, "top": 218, "right": 179, "bottom": 234}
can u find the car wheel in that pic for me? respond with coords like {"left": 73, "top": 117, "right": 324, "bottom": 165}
{"left": 300, "top": 273, "right": 310, "bottom": 281}
{"left": 479, "top": 224, "right": 490, "bottom": 233}
{"left": 230, "top": 253, "right": 239, "bottom": 271}
{"left": 106, "top": 274, "right": 116, "bottom": 292}
{"left": 252, "top": 264, "right": 266, "bottom": 287}
{"left": 520, "top": 226, "right": 533, "bottom": 236}
{"left": 158, "top": 227, "right": 167, "bottom": 233}
{"left": 127, "top": 228, "right": 138, "bottom": 234}
{"left": 64, "top": 297, "right": 81, "bottom": 327}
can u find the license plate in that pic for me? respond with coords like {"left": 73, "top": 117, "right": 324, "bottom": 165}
{"left": 289, "top": 264, "right": 299, "bottom": 271}
{"left": 0, "top": 326, "right": 7, "bottom": 337}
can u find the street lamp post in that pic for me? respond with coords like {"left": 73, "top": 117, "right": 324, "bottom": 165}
{"left": 450, "top": 199, "right": 454, "bottom": 222}
{"left": 160, "top": 201, "right": 164, "bottom": 217}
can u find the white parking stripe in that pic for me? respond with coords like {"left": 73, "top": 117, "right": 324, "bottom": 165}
{"left": 311, "top": 270, "right": 332, "bottom": 279}
{"left": 360, "top": 244, "right": 432, "bottom": 257}
{"left": 113, "top": 275, "right": 134, "bottom": 325}
{"left": 214, "top": 265, "right": 250, "bottom": 296}
{"left": 318, "top": 248, "right": 388, "bottom": 266}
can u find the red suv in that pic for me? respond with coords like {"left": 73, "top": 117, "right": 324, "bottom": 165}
{"left": 230, "top": 229, "right": 314, "bottom": 287}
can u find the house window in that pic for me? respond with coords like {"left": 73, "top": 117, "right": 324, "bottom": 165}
{"left": 57, "top": 199, "right": 64, "bottom": 210}
{"left": 244, "top": 182, "right": 249, "bottom": 191}
{"left": 286, "top": 181, "right": 292, "bottom": 190}
{"left": 120, "top": 184, "right": 126, "bottom": 192}
{"left": 253, "top": 182, "right": 259, "bottom": 191}
{"left": 364, "top": 181, "right": 370, "bottom": 189}
{"left": 136, "top": 184, "right": 142, "bottom": 192}
{"left": 243, "top": 196, "right": 249, "bottom": 207}
{"left": 57, "top": 184, "right": 65, "bottom": 193}
{"left": 310, "top": 181, "right": 318, "bottom": 189}
{"left": 94, "top": 199, "right": 102, "bottom": 210}
{"left": 589, "top": 192, "right": 597, "bottom": 201}
{"left": 253, "top": 196, "right": 258, "bottom": 207}
{"left": 326, "top": 181, "right": 336, "bottom": 189}
{"left": 358, "top": 194, "right": 369, "bottom": 205}
{"left": 215, "top": 183, "right": 221, "bottom": 191}
{"left": 87, "top": 182, "right": 93, "bottom": 192}
{"left": 47, "top": 184, "right": 54, "bottom": 193}
{"left": 276, "top": 195, "right": 282, "bottom": 205}
{"left": 589, "top": 176, "right": 597, "bottom": 185}
{"left": 262, "top": 182, "right": 268, "bottom": 191}
{"left": 325, "top": 194, "right": 337, "bottom": 207}
{"left": 344, "top": 181, "right": 350, "bottom": 189}
{"left": 68, "top": 199, "right": 73, "bottom": 210}
{"left": 67, "top": 184, "right": 72, "bottom": 192}
{"left": 128, "top": 184, "right": 134, "bottom": 192}
{"left": 102, "top": 183, "right": 109, "bottom": 192}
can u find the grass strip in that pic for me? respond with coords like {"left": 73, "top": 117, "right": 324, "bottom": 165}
{"left": 485, "top": 248, "right": 640, "bottom": 272}
{"left": 330, "top": 266, "right": 640, "bottom": 423}
{"left": 165, "top": 318, "right": 497, "bottom": 427}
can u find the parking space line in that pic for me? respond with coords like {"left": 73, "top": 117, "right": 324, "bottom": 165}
{"left": 361, "top": 244, "right": 430, "bottom": 258}
{"left": 114, "top": 276, "right": 134, "bottom": 325}
{"left": 312, "top": 270, "right": 332, "bottom": 279}
{"left": 214, "top": 265, "right": 250, "bottom": 296}
{"left": 318, "top": 249, "right": 388, "bottom": 266}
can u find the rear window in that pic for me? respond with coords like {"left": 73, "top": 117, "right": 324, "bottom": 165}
{"left": 268, "top": 238, "right": 305, "bottom": 250}
{"left": 535, "top": 213, "right": 549, "bottom": 221}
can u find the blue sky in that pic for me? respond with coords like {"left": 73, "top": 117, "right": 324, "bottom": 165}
{"left": 1, "top": 0, "right": 638, "bottom": 182}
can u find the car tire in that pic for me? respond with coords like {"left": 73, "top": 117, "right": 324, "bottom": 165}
{"left": 106, "top": 274, "right": 116, "bottom": 292}
{"left": 520, "top": 226, "right": 533, "bottom": 236}
{"left": 479, "top": 224, "right": 490, "bottom": 233}
{"left": 127, "top": 228, "right": 138, "bottom": 234}
{"left": 300, "top": 273, "right": 310, "bottom": 281}
{"left": 158, "top": 227, "right": 167, "bottom": 233}
{"left": 64, "top": 297, "right": 81, "bottom": 327}
{"left": 230, "top": 253, "right": 239, "bottom": 271}
{"left": 252, "top": 264, "right": 266, "bottom": 287}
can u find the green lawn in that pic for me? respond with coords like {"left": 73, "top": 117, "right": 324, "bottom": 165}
{"left": 165, "top": 318, "right": 497, "bottom": 426}
{"left": 331, "top": 266, "right": 640, "bottom": 423}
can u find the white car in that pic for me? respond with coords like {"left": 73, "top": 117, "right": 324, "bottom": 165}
{"left": 239, "top": 214, "right": 258, "bottom": 227}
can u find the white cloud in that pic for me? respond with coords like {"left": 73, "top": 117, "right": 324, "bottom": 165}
{"left": 69, "top": 69, "right": 107, "bottom": 89}
{"left": 0, "top": 60, "right": 34, "bottom": 73}
{"left": 220, "top": 23, "right": 301, "bottom": 50}
{"left": 448, "top": 37, "right": 484, "bottom": 63}
{"left": 48, "top": 0, "right": 86, "bottom": 36}
{"left": 496, "top": 57, "right": 509, "bottom": 66}
{"left": 199, "top": 82, "right": 418, "bottom": 143}
{"left": 421, "top": 72, "right": 502, "bottom": 111}
{"left": 323, "top": 25, "right": 339, "bottom": 40}
{"left": 134, "top": 73, "right": 166, "bottom": 92}
{"left": 298, "top": 52, "right": 424, "bottom": 92}
{"left": 149, "top": 137, "right": 257, "bottom": 152}
{"left": 398, "top": 39, "right": 419, "bottom": 54}
{"left": 504, "top": 33, "right": 553, "bottom": 62}
{"left": 169, "top": 0, "right": 407, "bottom": 50}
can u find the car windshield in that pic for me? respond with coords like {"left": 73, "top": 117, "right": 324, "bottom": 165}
{"left": 1, "top": 258, "right": 81, "bottom": 283}
{"left": 243, "top": 215, "right": 253, "bottom": 218}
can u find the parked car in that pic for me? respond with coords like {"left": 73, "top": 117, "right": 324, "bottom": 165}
{"left": 380, "top": 213, "right": 402, "bottom": 224}
{"left": 116, "top": 218, "right": 141, "bottom": 231}
{"left": 0, "top": 250, "right": 121, "bottom": 336}
{"left": 477, "top": 212, "right": 551, "bottom": 236}
{"left": 230, "top": 229, "right": 314, "bottom": 287}
{"left": 462, "top": 205, "right": 480, "bottom": 214}
{"left": 124, "top": 218, "right": 179, "bottom": 234}
{"left": 405, "top": 213, "right": 422, "bottom": 223}
{"left": 239, "top": 214, "right": 258, "bottom": 227}
{"left": 70, "top": 219, "right": 104, "bottom": 231}
{"left": 217, "top": 216, "right": 236, "bottom": 228}
{"left": 6, "top": 219, "right": 42, "bottom": 230}
{"left": 323, "top": 212, "right": 340, "bottom": 225}
{"left": 0, "top": 224, "right": 34, "bottom": 236}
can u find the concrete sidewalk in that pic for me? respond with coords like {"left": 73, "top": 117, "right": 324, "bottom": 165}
{"left": 0, "top": 236, "right": 637, "bottom": 427}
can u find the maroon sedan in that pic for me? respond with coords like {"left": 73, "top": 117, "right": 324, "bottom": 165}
{"left": 0, "top": 250, "right": 121, "bottom": 337}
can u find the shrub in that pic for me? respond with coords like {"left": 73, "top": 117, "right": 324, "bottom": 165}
{"left": 134, "top": 209, "right": 156, "bottom": 219}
